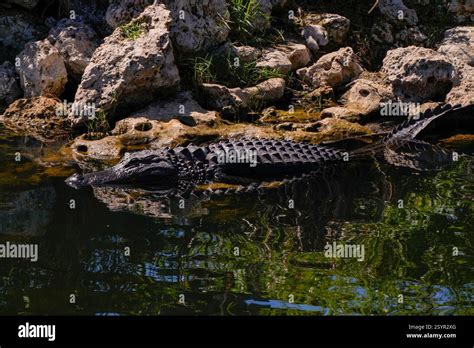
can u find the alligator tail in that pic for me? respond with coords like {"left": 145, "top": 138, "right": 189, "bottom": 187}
{"left": 348, "top": 103, "right": 464, "bottom": 159}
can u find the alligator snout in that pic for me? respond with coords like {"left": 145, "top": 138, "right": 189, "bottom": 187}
{"left": 65, "top": 173, "right": 87, "bottom": 189}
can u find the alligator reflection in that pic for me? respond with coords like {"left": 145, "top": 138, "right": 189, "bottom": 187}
{"left": 0, "top": 152, "right": 473, "bottom": 315}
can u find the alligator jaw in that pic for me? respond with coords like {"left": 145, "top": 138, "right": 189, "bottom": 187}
{"left": 65, "top": 169, "right": 122, "bottom": 189}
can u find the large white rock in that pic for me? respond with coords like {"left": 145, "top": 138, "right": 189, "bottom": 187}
{"left": 297, "top": 47, "right": 363, "bottom": 89}
{"left": 381, "top": 46, "right": 459, "bottom": 102}
{"left": 47, "top": 18, "right": 99, "bottom": 80}
{"left": 15, "top": 39, "right": 68, "bottom": 98}
{"left": 164, "top": 0, "right": 229, "bottom": 54}
{"left": 72, "top": 4, "right": 180, "bottom": 124}
{"left": 106, "top": 0, "right": 230, "bottom": 54}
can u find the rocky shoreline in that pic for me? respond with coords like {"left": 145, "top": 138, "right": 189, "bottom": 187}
{"left": 0, "top": 0, "right": 473, "bottom": 169}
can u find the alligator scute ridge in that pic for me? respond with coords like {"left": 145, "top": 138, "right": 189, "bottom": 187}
{"left": 65, "top": 103, "right": 472, "bottom": 194}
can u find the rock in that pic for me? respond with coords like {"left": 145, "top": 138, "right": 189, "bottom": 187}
{"left": 106, "top": 0, "right": 230, "bottom": 54}
{"left": 245, "top": 77, "right": 286, "bottom": 101}
{"left": 302, "top": 24, "right": 328, "bottom": 54}
{"left": 0, "top": 96, "right": 70, "bottom": 141}
{"left": 437, "top": 26, "right": 474, "bottom": 67}
{"left": 105, "top": 0, "right": 152, "bottom": 28}
{"left": 321, "top": 77, "right": 394, "bottom": 121}
{"left": 378, "top": 0, "right": 418, "bottom": 26}
{"left": 297, "top": 47, "right": 364, "bottom": 90}
{"left": 448, "top": 0, "right": 474, "bottom": 22}
{"left": 341, "top": 77, "right": 393, "bottom": 112}
{"left": 446, "top": 64, "right": 474, "bottom": 106}
{"left": 164, "top": 0, "right": 230, "bottom": 54}
{"left": 202, "top": 78, "right": 286, "bottom": 113}
{"left": 381, "top": 46, "right": 458, "bottom": 102}
{"left": 71, "top": 118, "right": 190, "bottom": 164}
{"left": 305, "top": 13, "right": 350, "bottom": 45}
{"left": 130, "top": 91, "right": 219, "bottom": 126}
{"left": 256, "top": 48, "right": 292, "bottom": 74}
{"left": 0, "top": 8, "right": 48, "bottom": 62}
{"left": 0, "top": 61, "right": 22, "bottom": 110}
{"left": 15, "top": 39, "right": 68, "bottom": 98}
{"left": 275, "top": 42, "right": 311, "bottom": 70}
{"left": 47, "top": 18, "right": 100, "bottom": 80}
{"left": 72, "top": 4, "right": 180, "bottom": 125}
{"left": 231, "top": 45, "right": 262, "bottom": 63}
{"left": 4, "top": 0, "right": 38, "bottom": 10}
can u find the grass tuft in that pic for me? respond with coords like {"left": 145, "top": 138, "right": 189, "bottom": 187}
{"left": 120, "top": 17, "right": 147, "bottom": 40}
{"left": 86, "top": 110, "right": 110, "bottom": 137}
{"left": 228, "top": 0, "right": 269, "bottom": 45}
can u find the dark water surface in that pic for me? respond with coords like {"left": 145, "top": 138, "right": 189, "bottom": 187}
{"left": 0, "top": 126, "right": 473, "bottom": 315}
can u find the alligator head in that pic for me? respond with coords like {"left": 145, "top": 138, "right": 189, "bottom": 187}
{"left": 66, "top": 150, "right": 178, "bottom": 189}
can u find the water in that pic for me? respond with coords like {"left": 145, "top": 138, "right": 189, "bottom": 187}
{"left": 0, "top": 126, "right": 473, "bottom": 315}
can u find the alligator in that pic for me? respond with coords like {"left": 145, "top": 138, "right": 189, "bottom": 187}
{"left": 66, "top": 103, "right": 472, "bottom": 194}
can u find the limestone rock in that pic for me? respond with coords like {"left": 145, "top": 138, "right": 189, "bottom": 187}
{"left": 72, "top": 4, "right": 180, "bottom": 125}
{"left": 256, "top": 49, "right": 292, "bottom": 74}
{"left": 231, "top": 45, "right": 262, "bottom": 63}
{"left": 0, "top": 96, "right": 70, "bottom": 141}
{"left": 71, "top": 118, "right": 190, "bottom": 163}
{"left": 15, "top": 39, "right": 68, "bottom": 98}
{"left": 0, "top": 61, "right": 22, "bottom": 109}
{"left": 446, "top": 64, "right": 474, "bottom": 106}
{"left": 164, "top": 0, "right": 230, "bottom": 54}
{"left": 275, "top": 42, "right": 311, "bottom": 70}
{"left": 105, "top": 0, "right": 152, "bottom": 28}
{"left": 130, "top": 91, "right": 219, "bottom": 126}
{"left": 381, "top": 46, "right": 458, "bottom": 102}
{"left": 47, "top": 18, "right": 100, "bottom": 80}
{"left": 202, "top": 78, "right": 286, "bottom": 113}
{"left": 302, "top": 24, "right": 328, "bottom": 54}
{"left": 106, "top": 0, "right": 230, "bottom": 54}
{"left": 297, "top": 47, "right": 363, "bottom": 89}
{"left": 305, "top": 13, "right": 350, "bottom": 45}
{"left": 437, "top": 26, "right": 474, "bottom": 68}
